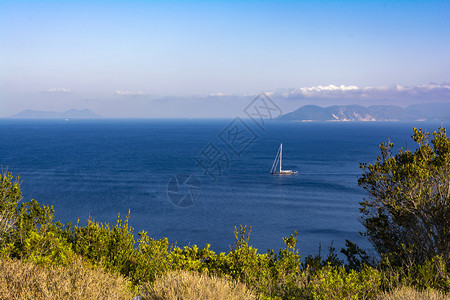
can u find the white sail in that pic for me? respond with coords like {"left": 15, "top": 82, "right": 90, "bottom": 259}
{"left": 270, "top": 143, "right": 297, "bottom": 175}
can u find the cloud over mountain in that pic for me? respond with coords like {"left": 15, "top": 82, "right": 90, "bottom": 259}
{"left": 114, "top": 90, "right": 146, "bottom": 96}
{"left": 277, "top": 83, "right": 450, "bottom": 101}
{"left": 44, "top": 88, "right": 71, "bottom": 93}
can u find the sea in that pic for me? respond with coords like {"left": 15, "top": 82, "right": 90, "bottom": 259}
{"left": 0, "top": 119, "right": 442, "bottom": 258}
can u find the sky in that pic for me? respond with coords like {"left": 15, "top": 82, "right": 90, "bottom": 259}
{"left": 1, "top": 0, "right": 449, "bottom": 118}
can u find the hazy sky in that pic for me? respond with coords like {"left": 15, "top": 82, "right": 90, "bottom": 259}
{"left": 1, "top": 0, "right": 449, "bottom": 117}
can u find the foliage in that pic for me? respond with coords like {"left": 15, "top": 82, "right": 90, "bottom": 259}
{"left": 341, "top": 239, "right": 374, "bottom": 271}
{"left": 358, "top": 127, "right": 450, "bottom": 266}
{"left": 0, "top": 172, "right": 22, "bottom": 239}
{"left": 72, "top": 213, "right": 135, "bottom": 275}
{"left": 380, "top": 254, "right": 449, "bottom": 294}
{"left": 210, "top": 226, "right": 270, "bottom": 291}
{"left": 0, "top": 196, "right": 75, "bottom": 265}
{"left": 413, "top": 256, "right": 449, "bottom": 292}
{"left": 169, "top": 243, "right": 214, "bottom": 272}
{"left": 131, "top": 230, "right": 170, "bottom": 284}
{"left": 303, "top": 242, "right": 345, "bottom": 278}
{"left": 310, "top": 264, "right": 381, "bottom": 300}
{"left": 205, "top": 226, "right": 305, "bottom": 299}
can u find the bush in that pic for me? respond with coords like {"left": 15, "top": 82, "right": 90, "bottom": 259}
{"left": 1, "top": 197, "right": 75, "bottom": 266}
{"left": 205, "top": 226, "right": 305, "bottom": 299}
{"left": 380, "top": 255, "right": 449, "bottom": 293}
{"left": 358, "top": 127, "right": 449, "bottom": 266}
{"left": 131, "top": 230, "right": 170, "bottom": 284}
{"left": 413, "top": 256, "right": 449, "bottom": 293}
{"left": 341, "top": 239, "right": 374, "bottom": 271}
{"left": 0, "top": 172, "right": 22, "bottom": 240}
{"left": 72, "top": 213, "right": 135, "bottom": 275}
{"left": 310, "top": 264, "right": 381, "bottom": 299}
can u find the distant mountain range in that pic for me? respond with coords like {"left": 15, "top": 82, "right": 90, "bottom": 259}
{"left": 12, "top": 109, "right": 101, "bottom": 119}
{"left": 278, "top": 103, "right": 450, "bottom": 122}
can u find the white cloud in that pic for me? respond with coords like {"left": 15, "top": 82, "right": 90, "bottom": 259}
{"left": 114, "top": 90, "right": 145, "bottom": 96}
{"left": 209, "top": 92, "right": 229, "bottom": 97}
{"left": 279, "top": 83, "right": 450, "bottom": 100}
{"left": 299, "top": 84, "right": 359, "bottom": 93}
{"left": 280, "top": 84, "right": 360, "bottom": 98}
{"left": 44, "top": 88, "right": 71, "bottom": 93}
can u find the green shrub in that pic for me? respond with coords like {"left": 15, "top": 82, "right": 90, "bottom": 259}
{"left": 206, "top": 226, "right": 305, "bottom": 299}
{"left": 23, "top": 230, "right": 75, "bottom": 265}
{"left": 380, "top": 255, "right": 449, "bottom": 294}
{"left": 358, "top": 127, "right": 450, "bottom": 266}
{"left": 0, "top": 172, "right": 22, "bottom": 239}
{"left": 1, "top": 196, "right": 74, "bottom": 266}
{"left": 310, "top": 264, "right": 381, "bottom": 299}
{"left": 72, "top": 212, "right": 135, "bottom": 275}
{"left": 206, "top": 225, "right": 271, "bottom": 294}
{"left": 169, "top": 243, "right": 215, "bottom": 273}
{"left": 413, "top": 256, "right": 449, "bottom": 293}
{"left": 341, "top": 239, "right": 374, "bottom": 271}
{"left": 131, "top": 230, "right": 170, "bottom": 284}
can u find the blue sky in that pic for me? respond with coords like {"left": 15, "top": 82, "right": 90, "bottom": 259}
{"left": 1, "top": 0, "right": 449, "bottom": 117}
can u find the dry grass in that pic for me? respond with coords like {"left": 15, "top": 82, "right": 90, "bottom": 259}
{"left": 140, "top": 270, "right": 256, "bottom": 300}
{"left": 0, "top": 257, "right": 135, "bottom": 300}
{"left": 379, "top": 286, "right": 449, "bottom": 300}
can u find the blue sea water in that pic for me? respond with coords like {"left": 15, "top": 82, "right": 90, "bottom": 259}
{"left": 0, "top": 119, "right": 441, "bottom": 258}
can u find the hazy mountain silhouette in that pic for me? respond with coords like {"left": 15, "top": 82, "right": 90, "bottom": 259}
{"left": 278, "top": 103, "right": 449, "bottom": 122}
{"left": 12, "top": 109, "right": 101, "bottom": 119}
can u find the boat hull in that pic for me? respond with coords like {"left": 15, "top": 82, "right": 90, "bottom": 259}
{"left": 271, "top": 171, "right": 298, "bottom": 175}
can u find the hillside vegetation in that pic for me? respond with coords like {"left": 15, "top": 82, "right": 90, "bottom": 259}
{"left": 0, "top": 127, "right": 448, "bottom": 299}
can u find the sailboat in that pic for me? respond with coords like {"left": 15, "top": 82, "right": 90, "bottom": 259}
{"left": 270, "top": 143, "right": 298, "bottom": 175}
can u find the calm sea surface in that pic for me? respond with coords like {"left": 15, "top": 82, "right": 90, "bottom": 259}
{"left": 0, "top": 119, "right": 441, "bottom": 257}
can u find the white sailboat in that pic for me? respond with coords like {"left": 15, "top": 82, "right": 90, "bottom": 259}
{"left": 270, "top": 143, "right": 298, "bottom": 175}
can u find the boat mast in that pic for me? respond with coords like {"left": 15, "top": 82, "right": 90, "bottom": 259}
{"left": 270, "top": 145, "right": 281, "bottom": 174}
{"left": 280, "top": 143, "right": 282, "bottom": 172}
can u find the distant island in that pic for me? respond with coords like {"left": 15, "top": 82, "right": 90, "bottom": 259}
{"left": 278, "top": 103, "right": 450, "bottom": 122}
{"left": 12, "top": 109, "right": 101, "bottom": 119}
